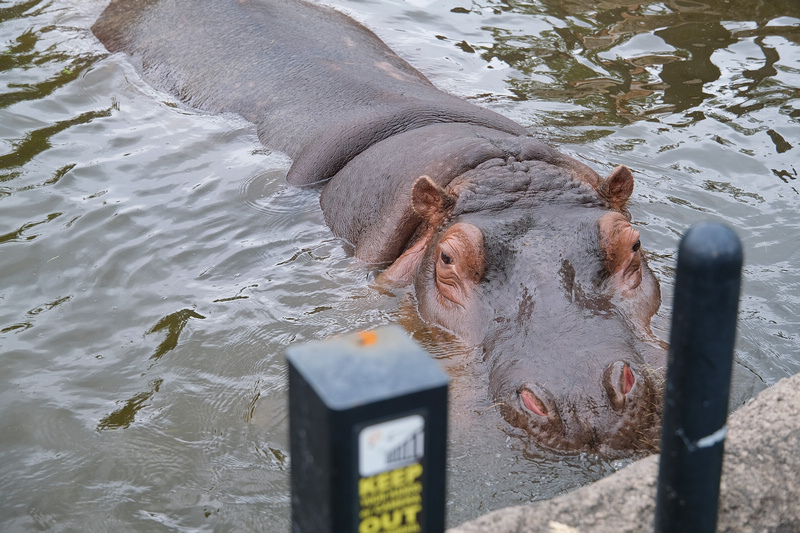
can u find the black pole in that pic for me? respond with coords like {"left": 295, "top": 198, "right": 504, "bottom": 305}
{"left": 654, "top": 223, "right": 743, "bottom": 533}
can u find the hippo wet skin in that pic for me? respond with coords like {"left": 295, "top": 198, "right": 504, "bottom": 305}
{"left": 93, "top": 0, "right": 666, "bottom": 455}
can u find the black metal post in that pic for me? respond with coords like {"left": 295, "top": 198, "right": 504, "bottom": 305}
{"left": 654, "top": 223, "right": 743, "bottom": 533}
{"left": 288, "top": 325, "right": 448, "bottom": 533}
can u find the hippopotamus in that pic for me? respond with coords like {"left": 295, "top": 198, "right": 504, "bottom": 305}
{"left": 92, "top": 0, "right": 666, "bottom": 455}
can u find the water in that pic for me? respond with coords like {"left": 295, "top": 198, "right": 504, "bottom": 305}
{"left": 1, "top": 0, "right": 798, "bottom": 530}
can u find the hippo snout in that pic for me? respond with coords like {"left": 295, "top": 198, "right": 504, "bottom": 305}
{"left": 508, "top": 360, "right": 661, "bottom": 455}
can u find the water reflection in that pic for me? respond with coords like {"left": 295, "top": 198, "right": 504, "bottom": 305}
{"left": 0, "top": 107, "right": 113, "bottom": 175}
{"left": 146, "top": 308, "right": 206, "bottom": 362}
{"left": 0, "top": 0, "right": 45, "bottom": 23}
{"left": 457, "top": 0, "right": 800, "bottom": 131}
{"left": 1, "top": 0, "right": 97, "bottom": 110}
{"left": 97, "top": 378, "right": 163, "bottom": 431}
{"left": 656, "top": 22, "right": 735, "bottom": 110}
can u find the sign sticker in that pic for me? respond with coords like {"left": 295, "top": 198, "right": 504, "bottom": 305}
{"left": 359, "top": 414, "right": 424, "bottom": 477}
{"left": 358, "top": 414, "right": 425, "bottom": 533}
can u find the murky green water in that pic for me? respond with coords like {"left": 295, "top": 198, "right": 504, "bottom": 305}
{"left": 1, "top": 0, "right": 798, "bottom": 530}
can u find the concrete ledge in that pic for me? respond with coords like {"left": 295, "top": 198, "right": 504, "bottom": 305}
{"left": 449, "top": 372, "right": 800, "bottom": 533}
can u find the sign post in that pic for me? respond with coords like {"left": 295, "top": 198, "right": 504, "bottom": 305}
{"left": 288, "top": 326, "right": 448, "bottom": 533}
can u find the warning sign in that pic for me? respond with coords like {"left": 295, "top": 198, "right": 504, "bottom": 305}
{"left": 358, "top": 415, "right": 425, "bottom": 533}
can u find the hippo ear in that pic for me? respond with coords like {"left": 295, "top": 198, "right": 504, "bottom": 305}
{"left": 598, "top": 165, "right": 634, "bottom": 211}
{"left": 378, "top": 176, "right": 456, "bottom": 286}
{"left": 411, "top": 175, "right": 457, "bottom": 224}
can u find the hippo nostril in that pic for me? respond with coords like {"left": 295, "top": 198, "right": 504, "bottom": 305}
{"left": 519, "top": 387, "right": 548, "bottom": 417}
{"left": 622, "top": 364, "right": 635, "bottom": 395}
{"left": 603, "top": 360, "right": 635, "bottom": 411}
{"left": 516, "top": 385, "right": 565, "bottom": 433}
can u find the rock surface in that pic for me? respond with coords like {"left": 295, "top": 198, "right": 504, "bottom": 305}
{"left": 449, "top": 372, "right": 800, "bottom": 533}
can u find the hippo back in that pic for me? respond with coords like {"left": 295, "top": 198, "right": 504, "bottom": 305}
{"left": 92, "top": 0, "right": 529, "bottom": 185}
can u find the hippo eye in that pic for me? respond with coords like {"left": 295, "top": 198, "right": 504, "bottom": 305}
{"left": 440, "top": 251, "right": 452, "bottom": 265}
{"left": 632, "top": 240, "right": 641, "bottom": 253}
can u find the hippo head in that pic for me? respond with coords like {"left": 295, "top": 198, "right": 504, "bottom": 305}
{"left": 382, "top": 161, "right": 665, "bottom": 456}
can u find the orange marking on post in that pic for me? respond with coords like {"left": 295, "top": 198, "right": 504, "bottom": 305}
{"left": 358, "top": 330, "right": 378, "bottom": 347}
